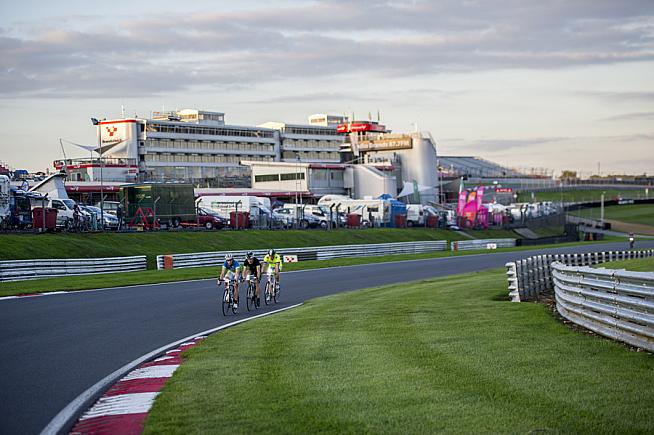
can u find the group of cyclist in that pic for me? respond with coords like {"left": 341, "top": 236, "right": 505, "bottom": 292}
{"left": 218, "top": 249, "right": 282, "bottom": 311}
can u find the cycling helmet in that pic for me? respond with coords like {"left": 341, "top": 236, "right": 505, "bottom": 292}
{"left": 246, "top": 251, "right": 254, "bottom": 258}
{"left": 225, "top": 253, "right": 234, "bottom": 260}
{"left": 268, "top": 249, "right": 276, "bottom": 257}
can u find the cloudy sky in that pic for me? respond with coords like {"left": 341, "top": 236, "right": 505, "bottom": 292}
{"left": 1, "top": 0, "right": 653, "bottom": 176}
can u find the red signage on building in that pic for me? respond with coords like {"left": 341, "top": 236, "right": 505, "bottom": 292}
{"left": 336, "top": 122, "right": 387, "bottom": 133}
{"left": 495, "top": 187, "right": 513, "bottom": 193}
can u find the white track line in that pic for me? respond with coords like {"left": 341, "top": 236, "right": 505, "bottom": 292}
{"left": 79, "top": 392, "right": 159, "bottom": 420}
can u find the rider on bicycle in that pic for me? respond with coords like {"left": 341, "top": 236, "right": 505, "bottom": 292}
{"left": 262, "top": 249, "right": 282, "bottom": 297}
{"left": 219, "top": 253, "right": 241, "bottom": 309}
{"left": 243, "top": 251, "right": 262, "bottom": 307}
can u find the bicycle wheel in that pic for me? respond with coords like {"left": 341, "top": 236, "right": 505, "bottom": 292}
{"left": 273, "top": 281, "right": 280, "bottom": 303}
{"left": 246, "top": 282, "right": 254, "bottom": 312}
{"left": 264, "top": 280, "right": 271, "bottom": 306}
{"left": 231, "top": 284, "right": 238, "bottom": 314}
{"left": 221, "top": 288, "right": 230, "bottom": 316}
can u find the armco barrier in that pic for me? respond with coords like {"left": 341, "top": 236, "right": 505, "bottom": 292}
{"left": 157, "top": 240, "right": 447, "bottom": 270}
{"left": 451, "top": 238, "right": 515, "bottom": 251}
{"left": 505, "top": 249, "right": 654, "bottom": 302}
{"left": 552, "top": 262, "right": 654, "bottom": 352}
{"left": 0, "top": 256, "right": 147, "bottom": 282}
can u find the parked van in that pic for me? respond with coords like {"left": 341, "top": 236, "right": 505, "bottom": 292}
{"left": 197, "top": 195, "right": 261, "bottom": 220}
{"left": 0, "top": 175, "right": 9, "bottom": 228}
{"left": 318, "top": 196, "right": 390, "bottom": 226}
{"left": 406, "top": 204, "right": 425, "bottom": 226}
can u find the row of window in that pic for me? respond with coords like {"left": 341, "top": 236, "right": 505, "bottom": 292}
{"left": 284, "top": 126, "right": 342, "bottom": 136}
{"left": 254, "top": 172, "right": 306, "bottom": 183}
{"left": 143, "top": 153, "right": 273, "bottom": 164}
{"left": 143, "top": 139, "right": 274, "bottom": 153}
{"left": 145, "top": 123, "right": 276, "bottom": 138}
{"left": 281, "top": 139, "right": 342, "bottom": 149}
{"left": 145, "top": 166, "right": 250, "bottom": 187}
{"left": 282, "top": 151, "right": 340, "bottom": 160}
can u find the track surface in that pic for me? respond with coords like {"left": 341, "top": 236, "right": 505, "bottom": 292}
{"left": 1, "top": 240, "right": 652, "bottom": 434}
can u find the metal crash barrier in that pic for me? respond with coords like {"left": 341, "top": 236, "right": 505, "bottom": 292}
{"left": 451, "top": 238, "right": 516, "bottom": 251}
{"left": 0, "top": 256, "right": 147, "bottom": 282}
{"left": 157, "top": 240, "right": 448, "bottom": 270}
{"left": 505, "top": 249, "right": 654, "bottom": 302}
{"left": 552, "top": 262, "right": 654, "bottom": 352}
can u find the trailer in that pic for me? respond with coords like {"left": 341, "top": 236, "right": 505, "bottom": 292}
{"left": 120, "top": 183, "right": 196, "bottom": 228}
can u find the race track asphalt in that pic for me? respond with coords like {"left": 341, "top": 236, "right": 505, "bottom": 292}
{"left": 1, "top": 240, "right": 652, "bottom": 434}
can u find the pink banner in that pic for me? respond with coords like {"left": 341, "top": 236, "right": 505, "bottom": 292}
{"left": 476, "top": 186, "right": 485, "bottom": 209}
{"left": 456, "top": 190, "right": 468, "bottom": 215}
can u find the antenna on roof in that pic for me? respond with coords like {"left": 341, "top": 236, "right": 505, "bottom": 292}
{"left": 377, "top": 109, "right": 380, "bottom": 122}
{"left": 121, "top": 105, "right": 125, "bottom": 118}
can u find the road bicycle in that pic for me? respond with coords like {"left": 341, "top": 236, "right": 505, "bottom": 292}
{"left": 264, "top": 267, "right": 280, "bottom": 305}
{"left": 245, "top": 274, "right": 260, "bottom": 311}
{"left": 221, "top": 278, "right": 238, "bottom": 316}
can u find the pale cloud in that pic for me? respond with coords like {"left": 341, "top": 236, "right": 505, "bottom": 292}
{"left": 1, "top": 1, "right": 653, "bottom": 98}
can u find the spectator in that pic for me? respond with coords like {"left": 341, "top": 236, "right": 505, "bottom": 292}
{"left": 116, "top": 204, "right": 124, "bottom": 231}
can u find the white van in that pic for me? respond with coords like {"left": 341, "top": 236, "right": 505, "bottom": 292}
{"left": 406, "top": 204, "right": 425, "bottom": 226}
{"left": 0, "top": 175, "right": 10, "bottom": 227}
{"left": 197, "top": 195, "right": 261, "bottom": 219}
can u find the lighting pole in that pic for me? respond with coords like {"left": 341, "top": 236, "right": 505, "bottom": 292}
{"left": 91, "top": 118, "right": 105, "bottom": 230}
{"left": 600, "top": 191, "right": 605, "bottom": 225}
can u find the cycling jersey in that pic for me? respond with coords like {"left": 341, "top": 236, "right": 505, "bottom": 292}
{"left": 222, "top": 259, "right": 240, "bottom": 273}
{"left": 243, "top": 257, "right": 261, "bottom": 275}
{"left": 263, "top": 254, "right": 283, "bottom": 272}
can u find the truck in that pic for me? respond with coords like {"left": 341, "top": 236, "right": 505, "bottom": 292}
{"left": 120, "top": 183, "right": 196, "bottom": 228}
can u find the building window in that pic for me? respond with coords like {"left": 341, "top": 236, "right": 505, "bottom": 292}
{"left": 280, "top": 172, "right": 305, "bottom": 181}
{"left": 255, "top": 174, "right": 280, "bottom": 182}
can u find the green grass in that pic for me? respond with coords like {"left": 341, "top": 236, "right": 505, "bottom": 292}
{"left": 144, "top": 268, "right": 654, "bottom": 434}
{"left": 528, "top": 225, "right": 566, "bottom": 238}
{"left": 517, "top": 188, "right": 649, "bottom": 203}
{"left": 0, "top": 238, "right": 622, "bottom": 297}
{"left": 0, "top": 228, "right": 498, "bottom": 269}
{"left": 595, "top": 257, "right": 654, "bottom": 272}
{"left": 569, "top": 204, "right": 654, "bottom": 227}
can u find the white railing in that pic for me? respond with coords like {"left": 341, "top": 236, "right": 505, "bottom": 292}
{"left": 157, "top": 240, "right": 447, "bottom": 270}
{"left": 505, "top": 249, "right": 654, "bottom": 302}
{"left": 552, "top": 262, "right": 654, "bottom": 352}
{"left": 451, "top": 238, "right": 516, "bottom": 251}
{"left": 0, "top": 256, "right": 147, "bottom": 282}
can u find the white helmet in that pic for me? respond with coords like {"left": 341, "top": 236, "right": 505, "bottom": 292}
{"left": 225, "top": 253, "right": 234, "bottom": 260}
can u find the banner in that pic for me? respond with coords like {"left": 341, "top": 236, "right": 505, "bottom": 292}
{"left": 456, "top": 190, "right": 468, "bottom": 215}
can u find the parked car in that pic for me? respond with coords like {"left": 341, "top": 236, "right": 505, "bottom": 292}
{"left": 83, "top": 205, "right": 119, "bottom": 230}
{"left": 96, "top": 201, "right": 121, "bottom": 216}
{"left": 196, "top": 207, "right": 226, "bottom": 230}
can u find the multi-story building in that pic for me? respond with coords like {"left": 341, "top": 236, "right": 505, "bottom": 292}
{"left": 55, "top": 110, "right": 349, "bottom": 190}
{"left": 257, "top": 122, "right": 342, "bottom": 163}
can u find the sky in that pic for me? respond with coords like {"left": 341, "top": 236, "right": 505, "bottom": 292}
{"left": 1, "top": 0, "right": 653, "bottom": 177}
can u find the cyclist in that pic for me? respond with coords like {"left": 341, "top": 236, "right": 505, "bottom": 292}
{"left": 242, "top": 251, "right": 262, "bottom": 308}
{"left": 263, "top": 248, "right": 282, "bottom": 300}
{"left": 628, "top": 232, "right": 635, "bottom": 249}
{"left": 219, "top": 253, "right": 241, "bottom": 310}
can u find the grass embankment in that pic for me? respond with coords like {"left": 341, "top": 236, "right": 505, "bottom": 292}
{"left": 517, "top": 188, "right": 649, "bottom": 203}
{"left": 0, "top": 228, "right": 471, "bottom": 269}
{"left": 0, "top": 238, "right": 624, "bottom": 298}
{"left": 570, "top": 204, "right": 654, "bottom": 227}
{"left": 595, "top": 257, "right": 654, "bottom": 272}
{"left": 144, "top": 268, "right": 654, "bottom": 434}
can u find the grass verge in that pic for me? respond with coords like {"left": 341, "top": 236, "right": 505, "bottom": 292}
{"left": 569, "top": 203, "right": 654, "bottom": 227}
{"left": 144, "top": 268, "right": 654, "bottom": 434}
{"left": 0, "top": 239, "right": 623, "bottom": 297}
{"left": 594, "top": 257, "right": 654, "bottom": 272}
{"left": 517, "top": 188, "right": 649, "bottom": 203}
{"left": 0, "top": 228, "right": 480, "bottom": 269}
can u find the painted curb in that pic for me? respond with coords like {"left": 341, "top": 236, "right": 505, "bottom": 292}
{"left": 40, "top": 303, "right": 303, "bottom": 435}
